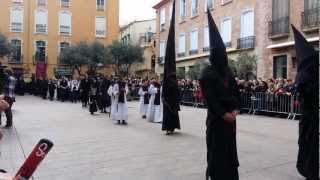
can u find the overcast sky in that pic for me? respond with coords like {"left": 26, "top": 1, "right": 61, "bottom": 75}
{"left": 120, "top": 0, "right": 159, "bottom": 26}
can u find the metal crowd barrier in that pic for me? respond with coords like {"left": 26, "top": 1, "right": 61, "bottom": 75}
{"left": 180, "top": 90, "right": 302, "bottom": 120}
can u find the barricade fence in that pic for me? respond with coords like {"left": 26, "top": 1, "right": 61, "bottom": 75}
{"left": 128, "top": 88, "right": 302, "bottom": 120}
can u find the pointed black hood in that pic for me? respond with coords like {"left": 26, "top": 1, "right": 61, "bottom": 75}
{"left": 292, "top": 25, "right": 316, "bottom": 65}
{"left": 207, "top": 9, "right": 228, "bottom": 75}
{"left": 162, "top": 0, "right": 181, "bottom": 131}
{"left": 291, "top": 25, "right": 318, "bottom": 86}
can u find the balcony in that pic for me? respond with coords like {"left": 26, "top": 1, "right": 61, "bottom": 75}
{"left": 189, "top": 49, "right": 198, "bottom": 55}
{"left": 268, "top": 16, "right": 290, "bottom": 39}
{"left": 11, "top": 22, "right": 22, "bottom": 32}
{"left": 301, "top": 8, "right": 319, "bottom": 32}
{"left": 237, "top": 36, "right": 255, "bottom": 50}
{"left": 12, "top": 0, "right": 23, "bottom": 5}
{"left": 60, "top": 25, "right": 70, "bottom": 35}
{"left": 36, "top": 24, "right": 47, "bottom": 33}
{"left": 224, "top": 42, "right": 232, "bottom": 48}
{"left": 177, "top": 52, "right": 186, "bottom": 58}
{"left": 8, "top": 55, "right": 23, "bottom": 64}
{"left": 61, "top": 0, "right": 69, "bottom": 8}
{"left": 33, "top": 55, "right": 48, "bottom": 64}
{"left": 97, "top": 5, "right": 104, "bottom": 11}
{"left": 158, "top": 57, "right": 164, "bottom": 64}
{"left": 203, "top": 47, "right": 210, "bottom": 53}
{"left": 37, "top": 0, "right": 46, "bottom": 7}
{"left": 96, "top": 30, "right": 106, "bottom": 37}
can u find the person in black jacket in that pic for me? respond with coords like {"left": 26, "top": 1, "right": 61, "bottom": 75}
{"left": 199, "top": 11, "right": 240, "bottom": 180}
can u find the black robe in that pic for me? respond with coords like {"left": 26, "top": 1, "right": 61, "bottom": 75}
{"left": 199, "top": 66, "right": 240, "bottom": 180}
{"left": 296, "top": 74, "right": 319, "bottom": 180}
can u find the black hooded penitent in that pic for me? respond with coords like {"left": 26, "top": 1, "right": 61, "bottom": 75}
{"left": 162, "top": 0, "right": 180, "bottom": 132}
{"left": 199, "top": 9, "right": 240, "bottom": 180}
{"left": 292, "top": 25, "right": 319, "bottom": 180}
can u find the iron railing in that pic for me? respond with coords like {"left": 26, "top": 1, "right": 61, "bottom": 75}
{"left": 203, "top": 47, "right": 210, "bottom": 53}
{"left": 36, "top": 24, "right": 47, "bottom": 33}
{"left": 60, "top": 25, "right": 70, "bottom": 35}
{"left": 11, "top": 22, "right": 22, "bottom": 32}
{"left": 189, "top": 49, "right": 198, "bottom": 55}
{"left": 301, "top": 8, "right": 320, "bottom": 30}
{"left": 237, "top": 36, "right": 255, "bottom": 49}
{"left": 268, "top": 16, "right": 290, "bottom": 37}
{"left": 177, "top": 52, "right": 186, "bottom": 58}
{"left": 61, "top": 0, "right": 69, "bottom": 8}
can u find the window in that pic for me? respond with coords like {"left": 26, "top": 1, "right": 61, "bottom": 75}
{"left": 221, "top": 18, "right": 232, "bottom": 47}
{"left": 159, "top": 40, "right": 166, "bottom": 64}
{"left": 270, "top": 0, "right": 290, "bottom": 36}
{"left": 60, "top": 0, "right": 70, "bottom": 8}
{"left": 241, "top": 10, "right": 254, "bottom": 38}
{"left": 10, "top": 8, "right": 23, "bottom": 32}
{"left": 37, "top": 0, "right": 46, "bottom": 7}
{"left": 160, "top": 8, "right": 166, "bottom": 31}
{"left": 305, "top": 0, "right": 319, "bottom": 10}
{"left": 10, "top": 39, "right": 22, "bottom": 63}
{"left": 59, "top": 11, "right": 71, "bottom": 35}
{"left": 190, "top": 29, "right": 198, "bottom": 54}
{"left": 205, "top": 0, "right": 213, "bottom": 10}
{"left": 179, "top": 0, "right": 186, "bottom": 19}
{"left": 97, "top": 0, "right": 105, "bottom": 11}
{"left": 273, "top": 55, "right": 287, "bottom": 79}
{"left": 178, "top": 33, "right": 186, "bottom": 56}
{"left": 95, "top": 17, "right": 106, "bottom": 37}
{"left": 191, "top": 0, "right": 198, "bottom": 17}
{"left": 35, "top": 40, "right": 46, "bottom": 63}
{"left": 203, "top": 26, "right": 209, "bottom": 51}
{"left": 35, "top": 10, "right": 48, "bottom": 33}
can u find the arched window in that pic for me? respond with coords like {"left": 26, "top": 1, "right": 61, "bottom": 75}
{"left": 59, "top": 11, "right": 71, "bottom": 35}
{"left": 35, "top": 10, "right": 48, "bottom": 33}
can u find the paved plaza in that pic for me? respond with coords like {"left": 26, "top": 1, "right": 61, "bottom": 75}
{"left": 0, "top": 96, "right": 306, "bottom": 180}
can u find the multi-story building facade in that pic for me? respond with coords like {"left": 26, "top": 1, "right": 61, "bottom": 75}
{"left": 153, "top": 0, "right": 319, "bottom": 80}
{"left": 120, "top": 19, "right": 157, "bottom": 77}
{"left": 0, "top": 0, "right": 119, "bottom": 78}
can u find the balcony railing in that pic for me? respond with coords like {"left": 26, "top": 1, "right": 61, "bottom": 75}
{"left": 97, "top": 5, "right": 104, "bottom": 11}
{"left": 189, "top": 49, "right": 198, "bottom": 55}
{"left": 36, "top": 24, "right": 47, "bottom": 33}
{"left": 177, "top": 52, "right": 186, "bottom": 58}
{"left": 224, "top": 42, "right": 232, "bottom": 48}
{"left": 11, "top": 22, "right": 22, "bottom": 32}
{"left": 61, "top": 0, "right": 69, "bottom": 8}
{"left": 158, "top": 57, "right": 164, "bottom": 64}
{"left": 60, "top": 25, "right": 70, "bottom": 35}
{"left": 203, "top": 47, "right": 210, "bottom": 53}
{"left": 237, "top": 36, "right": 255, "bottom": 50}
{"left": 33, "top": 55, "right": 48, "bottom": 64}
{"left": 37, "top": 0, "right": 46, "bottom": 7}
{"left": 301, "top": 8, "right": 319, "bottom": 31}
{"left": 268, "top": 16, "right": 290, "bottom": 38}
{"left": 96, "top": 30, "right": 106, "bottom": 37}
{"left": 8, "top": 55, "right": 23, "bottom": 64}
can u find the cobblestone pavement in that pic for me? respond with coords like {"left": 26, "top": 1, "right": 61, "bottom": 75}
{"left": 0, "top": 96, "right": 306, "bottom": 180}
